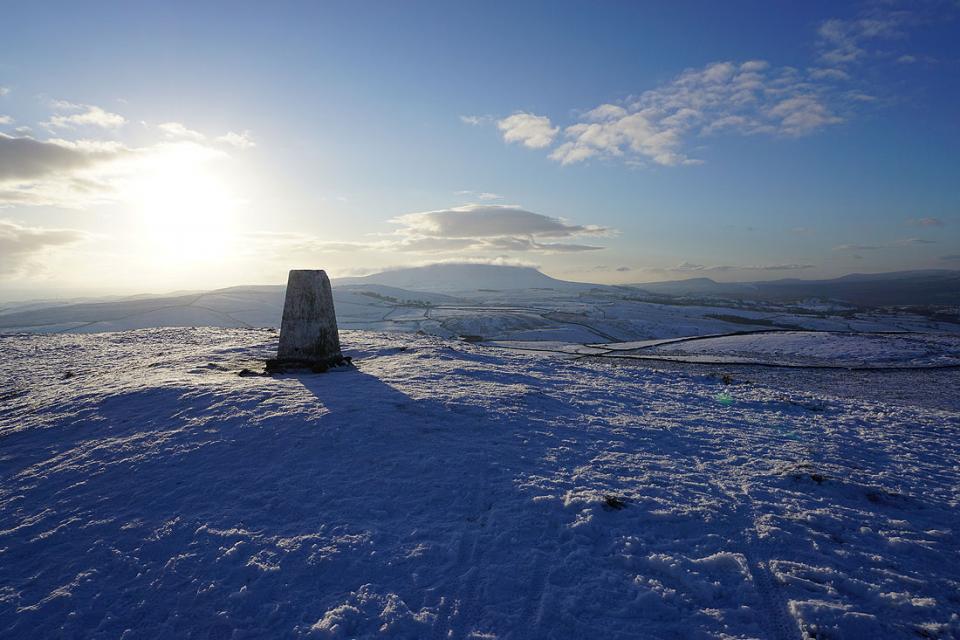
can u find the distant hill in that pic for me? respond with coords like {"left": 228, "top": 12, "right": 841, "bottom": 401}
{"left": 334, "top": 263, "right": 592, "bottom": 293}
{"left": 631, "top": 270, "right": 960, "bottom": 306}
{"left": 3, "top": 266, "right": 957, "bottom": 335}
{"left": 0, "top": 283, "right": 454, "bottom": 334}
{"left": 631, "top": 277, "right": 756, "bottom": 297}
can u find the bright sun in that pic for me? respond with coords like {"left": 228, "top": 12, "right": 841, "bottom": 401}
{"left": 127, "top": 143, "right": 240, "bottom": 267}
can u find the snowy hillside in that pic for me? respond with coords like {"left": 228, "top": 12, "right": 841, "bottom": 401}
{"left": 335, "top": 263, "right": 588, "bottom": 293}
{"left": 1, "top": 328, "right": 959, "bottom": 638}
{"left": 2, "top": 275, "right": 958, "bottom": 343}
{"left": 631, "top": 270, "right": 960, "bottom": 307}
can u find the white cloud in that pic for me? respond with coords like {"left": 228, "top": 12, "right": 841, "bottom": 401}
{"left": 0, "top": 87, "right": 9, "bottom": 97}
{"left": 216, "top": 130, "right": 256, "bottom": 149}
{"left": 386, "top": 204, "right": 610, "bottom": 254}
{"left": 544, "top": 60, "right": 849, "bottom": 166}
{"left": 584, "top": 104, "right": 628, "bottom": 122}
{"left": 808, "top": 67, "right": 851, "bottom": 81}
{"left": 455, "top": 190, "right": 502, "bottom": 201}
{"left": 0, "top": 115, "right": 12, "bottom": 125}
{"left": 497, "top": 113, "right": 558, "bottom": 149}
{"left": 392, "top": 204, "right": 609, "bottom": 239}
{"left": 768, "top": 96, "right": 843, "bottom": 136}
{"left": 158, "top": 121, "right": 205, "bottom": 141}
{"left": 44, "top": 102, "right": 127, "bottom": 129}
{"left": 0, "top": 219, "right": 89, "bottom": 277}
{"left": 0, "top": 96, "right": 254, "bottom": 219}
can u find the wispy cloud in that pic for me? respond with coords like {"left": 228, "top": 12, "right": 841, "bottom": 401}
{"left": 497, "top": 113, "right": 558, "bottom": 149}
{"left": 43, "top": 101, "right": 126, "bottom": 130}
{"left": 834, "top": 237, "right": 935, "bottom": 251}
{"left": 815, "top": 9, "right": 908, "bottom": 65}
{"left": 155, "top": 122, "right": 256, "bottom": 150}
{"left": 0, "top": 115, "right": 12, "bottom": 125}
{"left": 460, "top": 115, "right": 492, "bottom": 126}
{"left": 158, "top": 121, "right": 205, "bottom": 141}
{"left": 455, "top": 190, "right": 502, "bottom": 201}
{"left": 834, "top": 243, "right": 881, "bottom": 251}
{"left": 588, "top": 265, "right": 633, "bottom": 273}
{"left": 907, "top": 217, "right": 944, "bottom": 227}
{"left": 0, "top": 218, "right": 89, "bottom": 276}
{"left": 242, "top": 231, "right": 371, "bottom": 255}
{"left": 545, "top": 60, "right": 852, "bottom": 167}
{"left": 660, "top": 261, "right": 815, "bottom": 273}
{"left": 808, "top": 67, "right": 851, "bottom": 81}
{"left": 217, "top": 130, "right": 256, "bottom": 149}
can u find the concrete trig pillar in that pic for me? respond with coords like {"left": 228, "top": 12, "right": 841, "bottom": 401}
{"left": 270, "top": 269, "right": 343, "bottom": 371}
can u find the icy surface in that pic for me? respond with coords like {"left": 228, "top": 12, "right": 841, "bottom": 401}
{"left": 1, "top": 329, "right": 959, "bottom": 638}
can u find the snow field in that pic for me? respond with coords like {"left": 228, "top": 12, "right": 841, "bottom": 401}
{"left": 1, "top": 328, "right": 958, "bottom": 638}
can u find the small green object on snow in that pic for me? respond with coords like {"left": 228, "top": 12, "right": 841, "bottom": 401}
{"left": 715, "top": 392, "right": 734, "bottom": 406}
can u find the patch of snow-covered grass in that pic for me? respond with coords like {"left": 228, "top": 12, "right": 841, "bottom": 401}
{"left": 1, "top": 328, "right": 958, "bottom": 638}
{"left": 645, "top": 331, "right": 960, "bottom": 368}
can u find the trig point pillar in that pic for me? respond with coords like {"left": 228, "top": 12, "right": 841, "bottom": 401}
{"left": 270, "top": 269, "right": 343, "bottom": 371}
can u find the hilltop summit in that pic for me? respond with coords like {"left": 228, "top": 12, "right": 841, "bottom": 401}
{"left": 335, "top": 263, "right": 589, "bottom": 293}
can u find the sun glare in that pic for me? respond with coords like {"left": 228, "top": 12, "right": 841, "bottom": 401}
{"left": 127, "top": 143, "right": 240, "bottom": 267}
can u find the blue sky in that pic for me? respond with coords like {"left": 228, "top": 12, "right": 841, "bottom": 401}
{"left": 1, "top": 0, "right": 958, "bottom": 296}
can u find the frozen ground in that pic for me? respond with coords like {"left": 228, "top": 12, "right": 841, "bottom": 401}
{"left": 1, "top": 328, "right": 959, "bottom": 639}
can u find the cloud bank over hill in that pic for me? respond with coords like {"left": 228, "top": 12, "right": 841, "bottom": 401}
{"left": 246, "top": 205, "right": 614, "bottom": 258}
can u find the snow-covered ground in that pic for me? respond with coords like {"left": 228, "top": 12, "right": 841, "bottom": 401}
{"left": 2, "top": 328, "right": 959, "bottom": 638}
{"left": 647, "top": 331, "right": 960, "bottom": 366}
{"left": 586, "top": 331, "right": 960, "bottom": 369}
{"left": 3, "top": 274, "right": 958, "bottom": 343}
